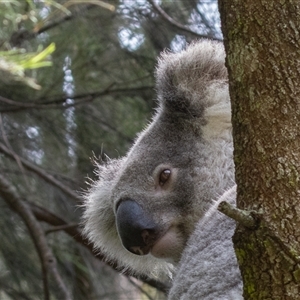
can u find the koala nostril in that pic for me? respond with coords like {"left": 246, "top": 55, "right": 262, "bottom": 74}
{"left": 116, "top": 200, "right": 158, "bottom": 255}
{"left": 141, "top": 229, "right": 156, "bottom": 245}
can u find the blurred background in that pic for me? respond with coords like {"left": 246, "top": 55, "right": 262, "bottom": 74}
{"left": 0, "top": 1, "right": 221, "bottom": 299}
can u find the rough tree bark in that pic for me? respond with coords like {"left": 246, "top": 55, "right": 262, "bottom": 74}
{"left": 218, "top": 1, "right": 300, "bottom": 299}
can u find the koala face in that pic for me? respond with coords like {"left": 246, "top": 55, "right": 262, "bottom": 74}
{"left": 112, "top": 120, "right": 204, "bottom": 263}
{"left": 83, "top": 40, "right": 234, "bottom": 278}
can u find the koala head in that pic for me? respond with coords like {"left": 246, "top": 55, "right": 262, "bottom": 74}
{"left": 82, "top": 40, "right": 234, "bottom": 278}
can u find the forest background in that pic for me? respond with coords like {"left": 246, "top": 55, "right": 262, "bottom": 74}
{"left": 0, "top": 1, "right": 221, "bottom": 299}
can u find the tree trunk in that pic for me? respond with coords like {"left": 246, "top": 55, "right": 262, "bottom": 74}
{"left": 218, "top": 1, "right": 300, "bottom": 299}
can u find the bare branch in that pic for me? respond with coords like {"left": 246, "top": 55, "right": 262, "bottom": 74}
{"left": 0, "top": 142, "right": 82, "bottom": 202}
{"left": 0, "top": 86, "right": 154, "bottom": 113}
{"left": 45, "top": 223, "right": 78, "bottom": 234}
{"left": 218, "top": 201, "right": 260, "bottom": 229}
{"left": 28, "top": 201, "right": 170, "bottom": 294}
{"left": 9, "top": 5, "right": 95, "bottom": 46}
{"left": 0, "top": 143, "right": 170, "bottom": 293}
{"left": 0, "top": 114, "right": 32, "bottom": 188}
{"left": 0, "top": 174, "right": 72, "bottom": 300}
{"left": 147, "top": 0, "right": 222, "bottom": 41}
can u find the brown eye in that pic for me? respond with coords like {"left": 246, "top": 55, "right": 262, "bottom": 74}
{"left": 159, "top": 169, "right": 171, "bottom": 186}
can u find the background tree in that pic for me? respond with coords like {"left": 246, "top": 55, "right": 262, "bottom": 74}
{"left": 219, "top": 0, "right": 300, "bottom": 299}
{"left": 0, "top": 1, "right": 221, "bottom": 299}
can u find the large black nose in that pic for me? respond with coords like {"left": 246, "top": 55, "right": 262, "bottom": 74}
{"left": 116, "top": 200, "right": 158, "bottom": 255}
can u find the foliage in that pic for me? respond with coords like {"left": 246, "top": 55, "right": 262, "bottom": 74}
{"left": 0, "top": 43, "right": 55, "bottom": 89}
{"left": 0, "top": 0, "right": 220, "bottom": 299}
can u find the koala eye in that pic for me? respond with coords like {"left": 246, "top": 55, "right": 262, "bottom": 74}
{"left": 159, "top": 169, "right": 171, "bottom": 186}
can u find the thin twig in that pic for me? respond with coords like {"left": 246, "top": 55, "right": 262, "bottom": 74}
{"left": 0, "top": 114, "right": 30, "bottom": 188}
{"left": 9, "top": 5, "right": 96, "bottom": 46}
{"left": 0, "top": 174, "right": 72, "bottom": 300}
{"left": 148, "top": 0, "right": 221, "bottom": 41}
{"left": 0, "top": 142, "right": 82, "bottom": 203}
{"left": 0, "top": 86, "right": 153, "bottom": 113}
{"left": 0, "top": 146, "right": 168, "bottom": 293}
{"left": 218, "top": 201, "right": 260, "bottom": 229}
{"left": 28, "top": 201, "right": 170, "bottom": 294}
{"left": 45, "top": 223, "right": 78, "bottom": 234}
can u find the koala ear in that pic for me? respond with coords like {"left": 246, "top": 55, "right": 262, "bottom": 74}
{"left": 155, "top": 40, "right": 228, "bottom": 118}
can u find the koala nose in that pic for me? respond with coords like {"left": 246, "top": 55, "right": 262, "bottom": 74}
{"left": 116, "top": 200, "right": 158, "bottom": 256}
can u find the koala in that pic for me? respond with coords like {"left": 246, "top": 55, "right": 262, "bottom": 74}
{"left": 82, "top": 40, "right": 243, "bottom": 299}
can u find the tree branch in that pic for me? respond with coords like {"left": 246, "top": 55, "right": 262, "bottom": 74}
{"left": 45, "top": 223, "right": 78, "bottom": 234}
{"left": 148, "top": 0, "right": 222, "bottom": 41}
{"left": 9, "top": 5, "right": 96, "bottom": 46}
{"left": 0, "top": 143, "right": 169, "bottom": 293}
{"left": 28, "top": 201, "right": 170, "bottom": 294}
{"left": 218, "top": 201, "right": 260, "bottom": 229}
{"left": 0, "top": 114, "right": 30, "bottom": 187}
{"left": 0, "top": 147, "right": 169, "bottom": 294}
{"left": 0, "top": 174, "right": 71, "bottom": 300}
{"left": 0, "top": 86, "right": 153, "bottom": 113}
{"left": 0, "top": 142, "right": 82, "bottom": 203}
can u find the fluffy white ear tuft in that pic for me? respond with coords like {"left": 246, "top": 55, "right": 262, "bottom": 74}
{"left": 156, "top": 40, "right": 228, "bottom": 118}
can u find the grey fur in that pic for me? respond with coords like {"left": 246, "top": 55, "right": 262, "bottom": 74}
{"left": 82, "top": 40, "right": 243, "bottom": 299}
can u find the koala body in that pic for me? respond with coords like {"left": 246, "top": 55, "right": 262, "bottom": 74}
{"left": 83, "top": 40, "right": 243, "bottom": 299}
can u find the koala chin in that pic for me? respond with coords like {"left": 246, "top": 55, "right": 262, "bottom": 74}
{"left": 82, "top": 40, "right": 243, "bottom": 299}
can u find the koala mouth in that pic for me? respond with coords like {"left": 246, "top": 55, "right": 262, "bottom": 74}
{"left": 127, "top": 229, "right": 159, "bottom": 256}
{"left": 150, "top": 226, "right": 183, "bottom": 262}
{"left": 128, "top": 226, "right": 182, "bottom": 262}
{"left": 129, "top": 226, "right": 183, "bottom": 264}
